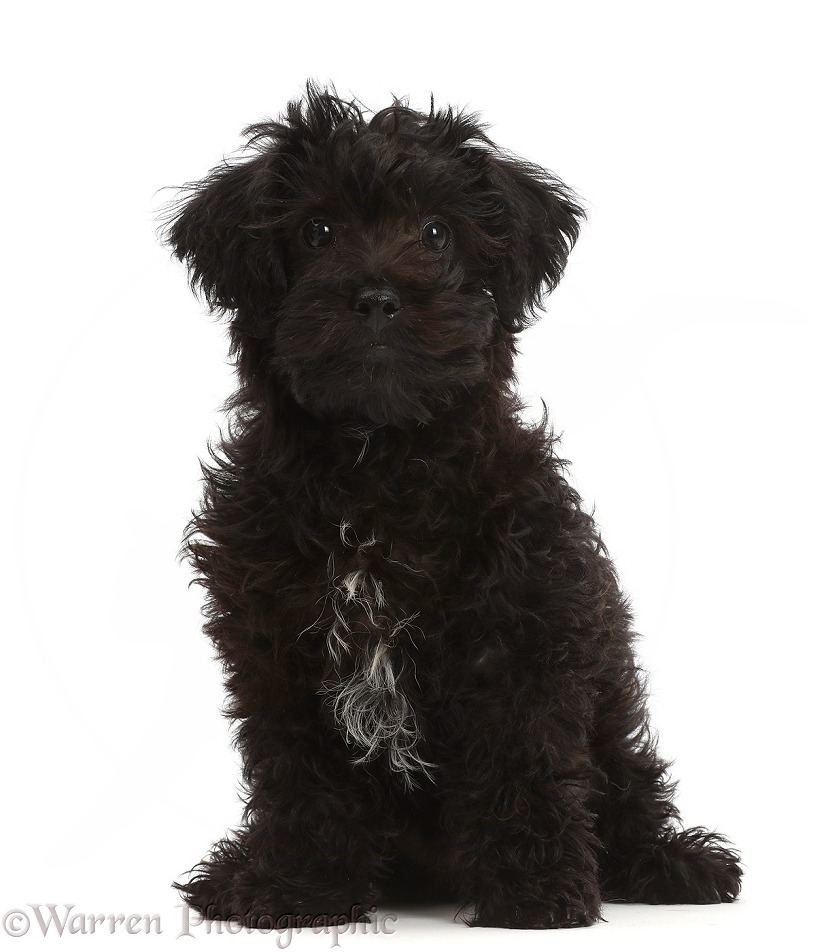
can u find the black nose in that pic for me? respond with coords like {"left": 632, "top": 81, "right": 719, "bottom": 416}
{"left": 351, "top": 286, "right": 401, "bottom": 336}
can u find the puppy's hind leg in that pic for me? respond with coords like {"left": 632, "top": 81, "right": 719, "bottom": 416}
{"left": 593, "top": 672, "right": 742, "bottom": 904}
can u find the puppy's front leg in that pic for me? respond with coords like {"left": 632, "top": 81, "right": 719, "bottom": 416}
{"left": 175, "top": 707, "right": 395, "bottom": 928}
{"left": 439, "top": 651, "right": 603, "bottom": 929}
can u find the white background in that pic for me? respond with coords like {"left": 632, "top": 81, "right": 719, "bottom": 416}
{"left": 2, "top": 1, "right": 824, "bottom": 949}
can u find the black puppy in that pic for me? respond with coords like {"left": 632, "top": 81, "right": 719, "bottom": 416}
{"left": 163, "top": 83, "right": 741, "bottom": 929}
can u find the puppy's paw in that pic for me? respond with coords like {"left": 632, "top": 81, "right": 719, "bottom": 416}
{"left": 602, "top": 828, "right": 742, "bottom": 905}
{"left": 174, "top": 838, "right": 374, "bottom": 930}
{"left": 656, "top": 828, "right": 742, "bottom": 904}
{"left": 178, "top": 874, "right": 372, "bottom": 930}
{"left": 464, "top": 883, "right": 602, "bottom": 929}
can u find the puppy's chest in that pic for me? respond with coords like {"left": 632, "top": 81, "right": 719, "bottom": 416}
{"left": 311, "top": 520, "right": 434, "bottom": 786}
{"left": 325, "top": 520, "right": 425, "bottom": 642}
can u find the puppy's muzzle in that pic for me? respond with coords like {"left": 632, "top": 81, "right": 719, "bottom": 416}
{"left": 351, "top": 285, "right": 402, "bottom": 337}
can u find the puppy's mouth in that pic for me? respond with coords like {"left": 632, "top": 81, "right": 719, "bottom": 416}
{"left": 362, "top": 341, "right": 399, "bottom": 373}
{"left": 271, "top": 286, "right": 498, "bottom": 425}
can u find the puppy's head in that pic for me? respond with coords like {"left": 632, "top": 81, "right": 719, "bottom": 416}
{"left": 163, "top": 83, "right": 583, "bottom": 426}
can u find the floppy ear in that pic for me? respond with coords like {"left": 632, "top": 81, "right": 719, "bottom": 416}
{"left": 485, "top": 154, "right": 585, "bottom": 332}
{"left": 162, "top": 151, "right": 285, "bottom": 314}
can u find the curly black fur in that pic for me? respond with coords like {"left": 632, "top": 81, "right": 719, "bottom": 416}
{"left": 161, "top": 81, "right": 741, "bottom": 929}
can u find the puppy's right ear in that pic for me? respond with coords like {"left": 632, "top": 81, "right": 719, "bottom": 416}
{"left": 162, "top": 152, "right": 284, "bottom": 313}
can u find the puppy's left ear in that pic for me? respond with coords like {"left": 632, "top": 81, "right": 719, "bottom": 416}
{"left": 484, "top": 155, "right": 585, "bottom": 332}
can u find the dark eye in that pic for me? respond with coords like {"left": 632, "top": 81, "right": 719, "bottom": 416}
{"left": 301, "top": 218, "right": 334, "bottom": 249}
{"left": 421, "top": 219, "right": 451, "bottom": 252}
